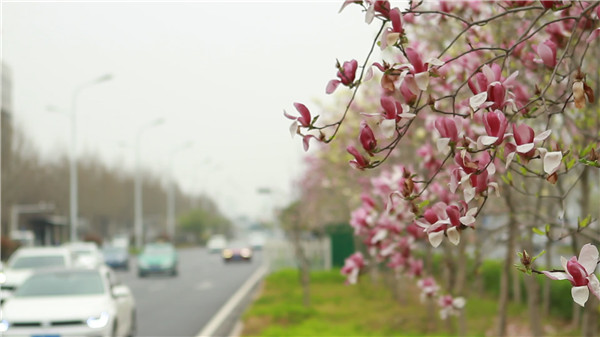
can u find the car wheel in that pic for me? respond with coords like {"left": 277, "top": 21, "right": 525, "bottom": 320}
{"left": 128, "top": 311, "right": 137, "bottom": 337}
{"left": 138, "top": 270, "right": 146, "bottom": 278}
{"left": 171, "top": 268, "right": 178, "bottom": 277}
{"left": 111, "top": 321, "right": 118, "bottom": 337}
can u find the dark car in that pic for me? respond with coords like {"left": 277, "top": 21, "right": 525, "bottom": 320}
{"left": 137, "top": 243, "right": 178, "bottom": 277}
{"left": 222, "top": 241, "right": 253, "bottom": 263}
{"left": 102, "top": 245, "right": 130, "bottom": 270}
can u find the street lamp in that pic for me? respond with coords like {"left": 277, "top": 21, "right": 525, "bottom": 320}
{"left": 64, "top": 74, "right": 112, "bottom": 242}
{"left": 166, "top": 141, "right": 193, "bottom": 241}
{"left": 134, "top": 117, "right": 165, "bottom": 249}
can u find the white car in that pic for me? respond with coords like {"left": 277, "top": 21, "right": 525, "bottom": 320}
{"left": 63, "top": 241, "right": 104, "bottom": 268}
{"left": 207, "top": 235, "right": 227, "bottom": 253}
{"left": 0, "top": 266, "right": 136, "bottom": 337}
{"left": 1, "top": 246, "right": 74, "bottom": 300}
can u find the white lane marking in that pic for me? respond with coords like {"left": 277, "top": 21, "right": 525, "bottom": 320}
{"left": 196, "top": 264, "right": 268, "bottom": 337}
{"left": 195, "top": 281, "right": 213, "bottom": 291}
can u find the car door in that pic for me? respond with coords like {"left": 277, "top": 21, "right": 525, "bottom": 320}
{"left": 106, "top": 269, "right": 133, "bottom": 335}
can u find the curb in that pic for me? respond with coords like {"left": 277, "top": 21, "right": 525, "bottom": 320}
{"left": 196, "top": 264, "right": 268, "bottom": 337}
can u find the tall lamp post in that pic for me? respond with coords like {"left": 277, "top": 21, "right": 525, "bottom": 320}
{"left": 166, "top": 141, "right": 193, "bottom": 241}
{"left": 68, "top": 74, "right": 112, "bottom": 242}
{"left": 134, "top": 118, "right": 165, "bottom": 249}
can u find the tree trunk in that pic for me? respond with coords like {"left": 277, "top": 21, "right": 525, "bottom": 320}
{"left": 524, "top": 234, "right": 543, "bottom": 337}
{"left": 291, "top": 224, "right": 310, "bottom": 307}
{"left": 512, "top": 266, "right": 522, "bottom": 305}
{"left": 497, "top": 190, "right": 517, "bottom": 337}
{"left": 542, "top": 238, "right": 552, "bottom": 317}
{"left": 579, "top": 169, "right": 598, "bottom": 337}
{"left": 443, "top": 243, "right": 455, "bottom": 292}
{"left": 473, "top": 232, "right": 484, "bottom": 296}
{"left": 454, "top": 238, "right": 468, "bottom": 336}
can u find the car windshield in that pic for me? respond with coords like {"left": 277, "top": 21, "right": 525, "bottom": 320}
{"left": 72, "top": 249, "right": 93, "bottom": 258}
{"left": 103, "top": 247, "right": 126, "bottom": 257}
{"left": 14, "top": 270, "right": 105, "bottom": 297}
{"left": 143, "top": 245, "right": 173, "bottom": 255}
{"left": 10, "top": 255, "right": 66, "bottom": 269}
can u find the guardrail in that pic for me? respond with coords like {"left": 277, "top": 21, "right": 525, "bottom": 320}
{"left": 262, "top": 238, "right": 332, "bottom": 271}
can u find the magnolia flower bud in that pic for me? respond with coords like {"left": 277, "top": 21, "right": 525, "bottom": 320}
{"left": 521, "top": 249, "right": 532, "bottom": 267}
{"left": 573, "top": 81, "right": 585, "bottom": 109}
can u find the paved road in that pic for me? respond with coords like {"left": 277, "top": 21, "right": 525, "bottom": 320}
{"left": 115, "top": 247, "right": 262, "bottom": 337}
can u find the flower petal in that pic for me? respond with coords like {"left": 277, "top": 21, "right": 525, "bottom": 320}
{"left": 572, "top": 286, "right": 589, "bottom": 307}
{"left": 578, "top": 243, "right": 599, "bottom": 275}
{"left": 414, "top": 71, "right": 430, "bottom": 91}
{"left": 586, "top": 28, "right": 600, "bottom": 44}
{"left": 326, "top": 79, "right": 341, "bottom": 94}
{"left": 426, "top": 57, "right": 445, "bottom": 67}
{"left": 463, "top": 186, "right": 475, "bottom": 203}
{"left": 588, "top": 274, "right": 600, "bottom": 301}
{"left": 479, "top": 135, "right": 499, "bottom": 146}
{"left": 516, "top": 143, "right": 535, "bottom": 154}
{"left": 537, "top": 42, "right": 555, "bottom": 68}
{"left": 561, "top": 256, "right": 569, "bottom": 273}
{"left": 482, "top": 64, "right": 495, "bottom": 83}
{"left": 289, "top": 121, "right": 299, "bottom": 138}
{"left": 398, "top": 112, "right": 416, "bottom": 119}
{"left": 380, "top": 119, "right": 397, "bottom": 139}
{"left": 542, "top": 271, "right": 569, "bottom": 281}
{"left": 534, "top": 129, "right": 552, "bottom": 143}
{"left": 371, "top": 228, "right": 388, "bottom": 244}
{"left": 469, "top": 92, "right": 488, "bottom": 110}
{"left": 505, "top": 152, "right": 515, "bottom": 169}
{"left": 428, "top": 231, "right": 444, "bottom": 248}
{"left": 447, "top": 227, "right": 460, "bottom": 246}
{"left": 364, "top": 66, "right": 374, "bottom": 82}
{"left": 436, "top": 138, "right": 451, "bottom": 153}
{"left": 453, "top": 297, "right": 466, "bottom": 309}
{"left": 543, "top": 151, "right": 562, "bottom": 175}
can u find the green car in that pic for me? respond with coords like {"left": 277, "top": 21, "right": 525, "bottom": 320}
{"left": 137, "top": 243, "right": 178, "bottom": 277}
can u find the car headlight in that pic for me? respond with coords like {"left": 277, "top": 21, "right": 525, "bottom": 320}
{"left": 86, "top": 312, "right": 109, "bottom": 329}
{"left": 0, "top": 272, "right": 6, "bottom": 284}
{"left": 222, "top": 249, "right": 233, "bottom": 258}
{"left": 240, "top": 249, "right": 251, "bottom": 258}
{"left": 0, "top": 320, "right": 9, "bottom": 332}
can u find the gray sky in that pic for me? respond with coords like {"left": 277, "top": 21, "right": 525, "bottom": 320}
{"left": 2, "top": 1, "right": 379, "bottom": 221}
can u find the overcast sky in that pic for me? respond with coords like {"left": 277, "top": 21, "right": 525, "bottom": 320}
{"left": 2, "top": 1, "right": 380, "bottom": 222}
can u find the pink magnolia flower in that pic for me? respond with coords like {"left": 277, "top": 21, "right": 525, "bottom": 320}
{"left": 501, "top": 0, "right": 534, "bottom": 7}
{"left": 380, "top": 96, "right": 404, "bottom": 122}
{"left": 480, "top": 110, "right": 508, "bottom": 146}
{"left": 535, "top": 39, "right": 557, "bottom": 68}
{"left": 347, "top": 145, "right": 370, "bottom": 170}
{"left": 434, "top": 117, "right": 460, "bottom": 152}
{"left": 467, "top": 64, "right": 519, "bottom": 111}
{"left": 284, "top": 102, "right": 312, "bottom": 128}
{"left": 543, "top": 244, "right": 600, "bottom": 307}
{"left": 326, "top": 59, "right": 358, "bottom": 94}
{"left": 350, "top": 206, "right": 375, "bottom": 235}
{"left": 408, "top": 258, "right": 423, "bottom": 278}
{"left": 506, "top": 123, "right": 551, "bottom": 162}
{"left": 438, "top": 295, "right": 466, "bottom": 320}
{"left": 341, "top": 252, "right": 365, "bottom": 285}
{"left": 540, "top": 0, "right": 564, "bottom": 10}
{"left": 381, "top": 7, "right": 404, "bottom": 49}
{"left": 359, "top": 121, "right": 377, "bottom": 156}
{"left": 469, "top": 169, "right": 489, "bottom": 195}
{"left": 379, "top": 96, "right": 414, "bottom": 138}
{"left": 417, "top": 277, "right": 439, "bottom": 302}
